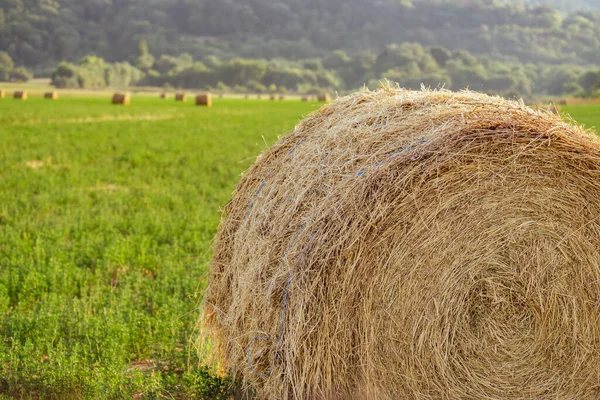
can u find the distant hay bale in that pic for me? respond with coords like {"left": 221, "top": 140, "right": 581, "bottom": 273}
{"left": 13, "top": 91, "right": 27, "bottom": 100}
{"left": 175, "top": 93, "right": 187, "bottom": 102}
{"left": 112, "top": 93, "right": 130, "bottom": 105}
{"left": 301, "top": 96, "right": 309, "bottom": 102}
{"left": 44, "top": 91, "right": 58, "bottom": 100}
{"left": 317, "top": 93, "right": 330, "bottom": 102}
{"left": 160, "top": 93, "right": 169, "bottom": 99}
{"left": 270, "top": 95, "right": 276, "bottom": 101}
{"left": 279, "top": 95, "right": 286, "bottom": 101}
{"left": 195, "top": 92, "right": 212, "bottom": 107}
{"left": 203, "top": 87, "right": 600, "bottom": 400}
{"left": 0, "top": 89, "right": 5, "bottom": 98}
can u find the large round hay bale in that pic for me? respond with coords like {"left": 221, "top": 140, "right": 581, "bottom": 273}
{"left": 13, "top": 91, "right": 27, "bottom": 100}
{"left": 203, "top": 87, "right": 600, "bottom": 399}
{"left": 175, "top": 93, "right": 187, "bottom": 102}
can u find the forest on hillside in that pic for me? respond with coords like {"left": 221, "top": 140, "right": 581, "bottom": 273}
{"left": 2, "top": 0, "right": 600, "bottom": 97}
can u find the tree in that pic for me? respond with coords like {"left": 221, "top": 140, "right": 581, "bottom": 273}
{"left": 578, "top": 70, "right": 600, "bottom": 96}
{"left": 0, "top": 51, "right": 15, "bottom": 80}
{"left": 10, "top": 66, "right": 33, "bottom": 82}
{"left": 135, "top": 39, "right": 154, "bottom": 71}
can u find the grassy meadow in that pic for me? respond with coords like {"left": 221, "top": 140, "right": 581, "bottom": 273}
{"left": 0, "top": 91, "right": 598, "bottom": 399}
{"left": 0, "top": 93, "right": 319, "bottom": 398}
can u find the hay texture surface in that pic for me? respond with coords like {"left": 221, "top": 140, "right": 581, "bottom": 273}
{"left": 204, "top": 87, "right": 600, "bottom": 400}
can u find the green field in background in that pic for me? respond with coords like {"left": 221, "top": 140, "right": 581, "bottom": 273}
{"left": 0, "top": 95, "right": 319, "bottom": 398}
{"left": 0, "top": 95, "right": 598, "bottom": 398}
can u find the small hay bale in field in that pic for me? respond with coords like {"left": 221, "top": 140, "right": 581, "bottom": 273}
{"left": 0, "top": 89, "right": 5, "bottom": 98}
{"left": 301, "top": 96, "right": 309, "bottom": 102}
{"left": 13, "top": 91, "right": 27, "bottom": 100}
{"left": 160, "top": 93, "right": 169, "bottom": 99}
{"left": 44, "top": 91, "right": 58, "bottom": 100}
{"left": 203, "top": 86, "right": 600, "bottom": 400}
{"left": 112, "top": 93, "right": 130, "bottom": 105}
{"left": 195, "top": 92, "right": 212, "bottom": 107}
{"left": 317, "top": 92, "right": 330, "bottom": 102}
{"left": 175, "top": 93, "right": 187, "bottom": 102}
{"left": 279, "top": 95, "right": 286, "bottom": 101}
{"left": 269, "top": 95, "right": 276, "bottom": 101}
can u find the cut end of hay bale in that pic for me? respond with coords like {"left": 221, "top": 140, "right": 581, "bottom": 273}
{"left": 203, "top": 86, "right": 600, "bottom": 400}
{"left": 0, "top": 89, "right": 5, "bottom": 98}
{"left": 112, "top": 93, "right": 130, "bottom": 105}
{"left": 44, "top": 91, "right": 58, "bottom": 100}
{"left": 175, "top": 93, "right": 187, "bottom": 102}
{"left": 195, "top": 93, "right": 212, "bottom": 107}
{"left": 13, "top": 91, "right": 27, "bottom": 100}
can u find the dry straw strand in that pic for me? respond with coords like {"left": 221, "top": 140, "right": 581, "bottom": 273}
{"left": 203, "top": 86, "right": 600, "bottom": 400}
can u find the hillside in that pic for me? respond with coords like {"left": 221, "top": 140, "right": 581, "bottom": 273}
{"left": 2, "top": 0, "right": 600, "bottom": 70}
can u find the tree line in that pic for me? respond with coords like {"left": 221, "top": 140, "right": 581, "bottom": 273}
{"left": 49, "top": 41, "right": 600, "bottom": 98}
{"left": 3, "top": 0, "right": 600, "bottom": 97}
{"left": 4, "top": 0, "right": 600, "bottom": 69}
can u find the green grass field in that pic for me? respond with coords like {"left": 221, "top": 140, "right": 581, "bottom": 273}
{"left": 0, "top": 93, "right": 598, "bottom": 399}
{"left": 0, "top": 94, "right": 319, "bottom": 398}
